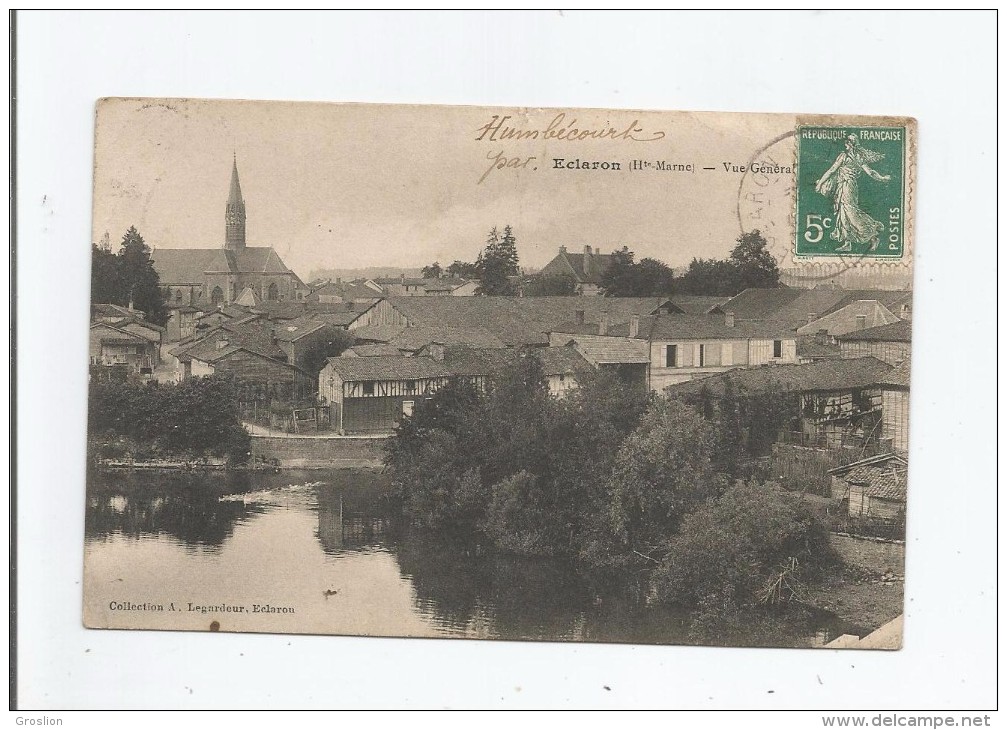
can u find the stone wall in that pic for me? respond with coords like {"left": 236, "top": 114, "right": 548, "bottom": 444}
{"left": 830, "top": 532, "right": 906, "bottom": 576}
{"left": 250, "top": 434, "right": 386, "bottom": 469}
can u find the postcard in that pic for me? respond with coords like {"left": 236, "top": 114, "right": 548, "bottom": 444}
{"left": 84, "top": 99, "right": 914, "bottom": 649}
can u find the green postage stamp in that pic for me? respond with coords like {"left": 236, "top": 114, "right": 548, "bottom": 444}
{"left": 796, "top": 126, "right": 906, "bottom": 259}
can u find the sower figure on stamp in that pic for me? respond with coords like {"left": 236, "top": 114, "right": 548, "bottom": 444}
{"left": 815, "top": 134, "right": 891, "bottom": 252}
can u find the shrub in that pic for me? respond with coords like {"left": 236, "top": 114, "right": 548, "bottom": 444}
{"left": 654, "top": 482, "right": 836, "bottom": 611}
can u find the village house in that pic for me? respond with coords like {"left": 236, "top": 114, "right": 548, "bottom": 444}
{"left": 306, "top": 279, "right": 384, "bottom": 305}
{"left": 170, "top": 318, "right": 314, "bottom": 400}
{"left": 666, "top": 356, "right": 897, "bottom": 449}
{"left": 151, "top": 158, "right": 309, "bottom": 307}
{"left": 271, "top": 316, "right": 344, "bottom": 371}
{"left": 536, "top": 245, "right": 615, "bottom": 296}
{"left": 836, "top": 319, "right": 912, "bottom": 366}
{"left": 383, "top": 296, "right": 673, "bottom": 347}
{"left": 89, "top": 321, "right": 161, "bottom": 376}
{"left": 318, "top": 345, "right": 592, "bottom": 434}
{"left": 713, "top": 287, "right": 912, "bottom": 331}
{"left": 795, "top": 299, "right": 900, "bottom": 338}
{"left": 550, "top": 310, "right": 799, "bottom": 392}
{"left": 828, "top": 453, "right": 909, "bottom": 521}
{"left": 372, "top": 275, "right": 478, "bottom": 297}
{"left": 344, "top": 326, "right": 507, "bottom": 357}
{"left": 873, "top": 358, "right": 911, "bottom": 452}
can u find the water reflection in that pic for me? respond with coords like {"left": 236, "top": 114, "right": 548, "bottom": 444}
{"left": 85, "top": 470, "right": 266, "bottom": 550}
{"left": 85, "top": 468, "right": 861, "bottom": 645}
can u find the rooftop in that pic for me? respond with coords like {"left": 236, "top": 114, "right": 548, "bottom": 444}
{"left": 665, "top": 356, "right": 896, "bottom": 397}
{"left": 839, "top": 319, "right": 912, "bottom": 343}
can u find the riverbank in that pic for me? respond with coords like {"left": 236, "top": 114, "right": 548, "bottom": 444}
{"left": 805, "top": 565, "right": 904, "bottom": 631}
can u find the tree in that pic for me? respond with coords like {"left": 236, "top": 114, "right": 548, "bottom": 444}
{"left": 677, "top": 257, "right": 739, "bottom": 296}
{"left": 524, "top": 272, "right": 577, "bottom": 296}
{"left": 654, "top": 482, "right": 835, "bottom": 611}
{"left": 445, "top": 260, "right": 480, "bottom": 279}
{"left": 599, "top": 247, "right": 676, "bottom": 297}
{"left": 601, "top": 398, "right": 726, "bottom": 563}
{"left": 91, "top": 244, "right": 124, "bottom": 305}
{"left": 91, "top": 227, "right": 170, "bottom": 326}
{"left": 300, "top": 329, "right": 356, "bottom": 377}
{"left": 730, "top": 230, "right": 781, "bottom": 290}
{"left": 421, "top": 262, "right": 443, "bottom": 279}
{"left": 475, "top": 226, "right": 520, "bottom": 296}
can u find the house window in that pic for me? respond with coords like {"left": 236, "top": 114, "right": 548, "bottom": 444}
{"left": 665, "top": 344, "right": 677, "bottom": 368}
{"left": 402, "top": 401, "right": 414, "bottom": 418}
{"left": 362, "top": 381, "right": 375, "bottom": 396}
{"left": 699, "top": 344, "right": 706, "bottom": 367}
{"left": 773, "top": 340, "right": 783, "bottom": 358}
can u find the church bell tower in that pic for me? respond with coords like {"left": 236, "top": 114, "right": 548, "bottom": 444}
{"left": 225, "top": 155, "right": 246, "bottom": 250}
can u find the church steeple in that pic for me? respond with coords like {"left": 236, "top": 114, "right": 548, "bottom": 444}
{"left": 225, "top": 154, "right": 246, "bottom": 250}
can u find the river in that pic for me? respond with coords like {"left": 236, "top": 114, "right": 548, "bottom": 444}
{"left": 83, "top": 468, "right": 861, "bottom": 646}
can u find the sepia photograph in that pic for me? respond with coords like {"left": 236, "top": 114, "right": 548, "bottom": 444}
{"left": 83, "top": 100, "right": 914, "bottom": 649}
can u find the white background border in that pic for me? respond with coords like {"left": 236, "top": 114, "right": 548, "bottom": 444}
{"left": 13, "top": 10, "right": 999, "bottom": 709}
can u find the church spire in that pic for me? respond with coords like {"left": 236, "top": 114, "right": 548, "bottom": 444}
{"left": 225, "top": 154, "right": 246, "bottom": 250}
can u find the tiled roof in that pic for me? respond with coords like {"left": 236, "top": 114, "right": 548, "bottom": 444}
{"left": 312, "top": 281, "right": 383, "bottom": 300}
{"left": 558, "top": 313, "right": 793, "bottom": 341}
{"left": 666, "top": 356, "right": 894, "bottom": 396}
{"left": 171, "top": 318, "right": 286, "bottom": 361}
{"left": 249, "top": 300, "right": 376, "bottom": 323}
{"left": 873, "top": 357, "right": 911, "bottom": 388}
{"left": 717, "top": 287, "right": 913, "bottom": 328}
{"left": 272, "top": 316, "right": 330, "bottom": 342}
{"left": 839, "top": 319, "right": 912, "bottom": 343}
{"left": 797, "top": 335, "right": 841, "bottom": 359}
{"left": 386, "top": 326, "right": 507, "bottom": 352}
{"left": 717, "top": 288, "right": 804, "bottom": 319}
{"left": 150, "top": 246, "right": 293, "bottom": 284}
{"left": 796, "top": 300, "right": 900, "bottom": 337}
{"left": 234, "top": 247, "right": 291, "bottom": 274}
{"left": 90, "top": 322, "right": 150, "bottom": 344}
{"left": 566, "top": 336, "right": 650, "bottom": 365}
{"left": 151, "top": 248, "right": 232, "bottom": 283}
{"left": 344, "top": 344, "right": 402, "bottom": 357}
{"left": 668, "top": 296, "right": 731, "bottom": 314}
{"left": 847, "top": 466, "right": 908, "bottom": 501}
{"left": 351, "top": 324, "right": 408, "bottom": 343}
{"left": 325, "top": 346, "right": 591, "bottom": 382}
{"left": 761, "top": 289, "right": 853, "bottom": 330}
{"left": 830, "top": 454, "right": 909, "bottom": 502}
{"left": 387, "top": 296, "right": 668, "bottom": 347}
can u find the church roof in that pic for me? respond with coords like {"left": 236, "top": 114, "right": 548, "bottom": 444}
{"left": 151, "top": 246, "right": 293, "bottom": 283}
{"left": 151, "top": 248, "right": 232, "bottom": 283}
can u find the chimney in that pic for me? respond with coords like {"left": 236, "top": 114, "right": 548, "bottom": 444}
{"left": 429, "top": 343, "right": 445, "bottom": 361}
{"left": 598, "top": 312, "right": 610, "bottom": 336}
{"left": 575, "top": 309, "right": 585, "bottom": 325}
{"left": 400, "top": 273, "right": 406, "bottom": 284}
{"left": 725, "top": 311, "right": 735, "bottom": 328}
{"left": 335, "top": 277, "right": 342, "bottom": 285}
{"left": 629, "top": 314, "right": 640, "bottom": 338}
{"left": 216, "top": 337, "right": 229, "bottom": 350}
{"left": 594, "top": 247, "right": 600, "bottom": 255}
{"left": 855, "top": 315, "right": 868, "bottom": 330}
{"left": 559, "top": 245, "right": 567, "bottom": 253}
{"left": 583, "top": 245, "right": 592, "bottom": 275}
{"left": 807, "top": 312, "right": 817, "bottom": 325}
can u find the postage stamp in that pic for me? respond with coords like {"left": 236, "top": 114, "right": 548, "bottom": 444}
{"left": 795, "top": 126, "right": 907, "bottom": 259}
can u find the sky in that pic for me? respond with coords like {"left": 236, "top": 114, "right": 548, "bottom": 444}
{"left": 93, "top": 99, "right": 808, "bottom": 280}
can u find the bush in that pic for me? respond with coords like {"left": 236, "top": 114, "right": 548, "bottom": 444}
{"left": 88, "top": 374, "right": 251, "bottom": 463}
{"left": 654, "top": 482, "right": 836, "bottom": 611}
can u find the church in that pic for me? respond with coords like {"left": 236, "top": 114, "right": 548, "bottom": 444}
{"left": 152, "top": 158, "right": 308, "bottom": 308}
